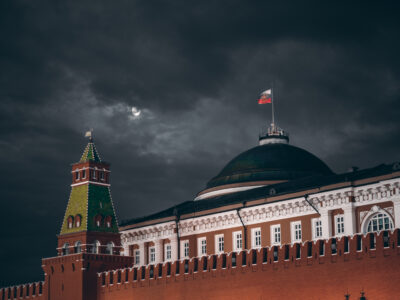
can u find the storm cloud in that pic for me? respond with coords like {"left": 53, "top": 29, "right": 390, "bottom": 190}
{"left": 0, "top": 0, "right": 399, "bottom": 286}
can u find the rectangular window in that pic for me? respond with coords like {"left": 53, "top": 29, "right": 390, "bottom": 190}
{"left": 92, "top": 169, "right": 97, "bottom": 179}
{"left": 335, "top": 215, "right": 345, "bottom": 235}
{"left": 134, "top": 250, "right": 140, "bottom": 265}
{"left": 215, "top": 234, "right": 224, "bottom": 253}
{"left": 75, "top": 170, "right": 80, "bottom": 180}
{"left": 197, "top": 237, "right": 207, "bottom": 256}
{"left": 233, "top": 231, "right": 242, "bottom": 251}
{"left": 312, "top": 218, "right": 323, "bottom": 239}
{"left": 82, "top": 169, "right": 86, "bottom": 179}
{"left": 252, "top": 228, "right": 261, "bottom": 248}
{"left": 165, "top": 244, "right": 172, "bottom": 261}
{"left": 184, "top": 241, "right": 189, "bottom": 257}
{"left": 149, "top": 247, "right": 156, "bottom": 263}
{"left": 271, "top": 225, "right": 281, "bottom": 245}
{"left": 291, "top": 221, "right": 302, "bottom": 243}
{"left": 181, "top": 240, "right": 189, "bottom": 258}
{"left": 100, "top": 171, "right": 105, "bottom": 180}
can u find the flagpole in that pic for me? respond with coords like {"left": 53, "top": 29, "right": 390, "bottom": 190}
{"left": 271, "top": 83, "right": 275, "bottom": 131}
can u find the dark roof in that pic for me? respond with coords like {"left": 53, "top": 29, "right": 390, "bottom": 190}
{"left": 206, "top": 143, "right": 333, "bottom": 189}
{"left": 119, "top": 162, "right": 400, "bottom": 228}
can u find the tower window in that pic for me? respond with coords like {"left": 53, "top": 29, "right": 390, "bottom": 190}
{"left": 105, "top": 216, "right": 112, "bottom": 228}
{"left": 62, "top": 243, "right": 69, "bottom": 256}
{"left": 82, "top": 169, "right": 86, "bottom": 179}
{"left": 74, "top": 241, "right": 82, "bottom": 253}
{"left": 106, "top": 242, "right": 114, "bottom": 255}
{"left": 100, "top": 171, "right": 105, "bottom": 180}
{"left": 75, "top": 170, "right": 80, "bottom": 180}
{"left": 67, "top": 216, "right": 74, "bottom": 229}
{"left": 75, "top": 215, "right": 81, "bottom": 227}
{"left": 92, "top": 169, "right": 97, "bottom": 180}
{"left": 95, "top": 215, "right": 102, "bottom": 227}
{"left": 92, "top": 240, "right": 100, "bottom": 254}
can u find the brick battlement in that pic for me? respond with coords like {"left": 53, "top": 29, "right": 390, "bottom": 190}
{"left": 97, "top": 229, "right": 400, "bottom": 300}
{"left": 0, "top": 281, "right": 44, "bottom": 300}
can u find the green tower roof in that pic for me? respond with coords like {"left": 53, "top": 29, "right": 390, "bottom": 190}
{"left": 60, "top": 184, "right": 119, "bottom": 235}
{"left": 60, "top": 140, "right": 118, "bottom": 235}
{"left": 79, "top": 140, "right": 102, "bottom": 163}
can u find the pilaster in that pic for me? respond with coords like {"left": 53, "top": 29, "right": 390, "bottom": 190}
{"left": 343, "top": 203, "right": 357, "bottom": 235}
{"left": 320, "top": 209, "right": 332, "bottom": 239}
{"left": 393, "top": 197, "right": 400, "bottom": 228}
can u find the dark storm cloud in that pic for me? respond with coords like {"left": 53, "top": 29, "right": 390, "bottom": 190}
{"left": 1, "top": 0, "right": 400, "bottom": 286}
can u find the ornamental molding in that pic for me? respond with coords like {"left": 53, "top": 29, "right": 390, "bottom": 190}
{"left": 121, "top": 221, "right": 176, "bottom": 245}
{"left": 121, "top": 178, "right": 400, "bottom": 247}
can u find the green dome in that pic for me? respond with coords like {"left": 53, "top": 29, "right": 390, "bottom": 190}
{"left": 206, "top": 143, "right": 333, "bottom": 189}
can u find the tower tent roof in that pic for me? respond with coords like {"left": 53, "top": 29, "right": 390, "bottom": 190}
{"left": 79, "top": 140, "right": 102, "bottom": 163}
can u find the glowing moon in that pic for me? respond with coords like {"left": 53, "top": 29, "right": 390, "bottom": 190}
{"left": 131, "top": 106, "right": 141, "bottom": 117}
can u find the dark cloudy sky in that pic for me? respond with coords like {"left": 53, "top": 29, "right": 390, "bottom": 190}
{"left": 1, "top": 0, "right": 400, "bottom": 286}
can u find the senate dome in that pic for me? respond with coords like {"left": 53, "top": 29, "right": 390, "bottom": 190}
{"left": 196, "top": 126, "right": 333, "bottom": 200}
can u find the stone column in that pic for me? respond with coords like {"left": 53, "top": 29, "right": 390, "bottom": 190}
{"left": 320, "top": 209, "right": 332, "bottom": 239}
{"left": 137, "top": 242, "right": 145, "bottom": 266}
{"left": 343, "top": 203, "right": 357, "bottom": 235}
{"left": 393, "top": 197, "right": 400, "bottom": 228}
{"left": 169, "top": 236, "right": 179, "bottom": 261}
{"left": 154, "top": 239, "right": 163, "bottom": 264}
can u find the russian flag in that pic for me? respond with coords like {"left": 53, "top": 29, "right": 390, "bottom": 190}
{"left": 258, "top": 89, "right": 272, "bottom": 104}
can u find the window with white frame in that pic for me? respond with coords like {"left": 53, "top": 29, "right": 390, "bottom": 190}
{"left": 252, "top": 228, "right": 261, "bottom": 248}
{"left": 215, "top": 234, "right": 224, "bottom": 253}
{"left": 197, "top": 237, "right": 207, "bottom": 256}
{"left": 233, "top": 231, "right": 242, "bottom": 251}
{"left": 335, "top": 215, "right": 345, "bottom": 235}
{"left": 75, "top": 170, "right": 80, "bottom": 180}
{"left": 312, "top": 218, "right": 323, "bottom": 239}
{"left": 365, "top": 212, "right": 394, "bottom": 233}
{"left": 92, "top": 169, "right": 97, "bottom": 179}
{"left": 149, "top": 247, "right": 156, "bottom": 263}
{"left": 184, "top": 241, "right": 189, "bottom": 257}
{"left": 134, "top": 250, "right": 140, "bottom": 265}
{"left": 180, "top": 240, "right": 189, "bottom": 258}
{"left": 270, "top": 224, "right": 281, "bottom": 245}
{"left": 291, "top": 221, "right": 302, "bottom": 243}
{"left": 165, "top": 244, "right": 172, "bottom": 261}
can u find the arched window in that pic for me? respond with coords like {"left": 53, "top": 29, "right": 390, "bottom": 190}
{"left": 75, "top": 169, "right": 80, "bottom": 180}
{"left": 106, "top": 242, "right": 114, "bottom": 255}
{"left": 62, "top": 243, "right": 69, "bottom": 256}
{"left": 67, "top": 216, "right": 74, "bottom": 229}
{"left": 74, "top": 241, "right": 82, "bottom": 253}
{"left": 95, "top": 215, "right": 102, "bottom": 227}
{"left": 92, "top": 240, "right": 100, "bottom": 254}
{"left": 105, "top": 216, "right": 112, "bottom": 228}
{"left": 365, "top": 212, "right": 394, "bottom": 233}
{"left": 75, "top": 215, "right": 81, "bottom": 227}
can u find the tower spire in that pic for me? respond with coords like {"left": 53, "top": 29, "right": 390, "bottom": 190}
{"left": 58, "top": 136, "right": 121, "bottom": 256}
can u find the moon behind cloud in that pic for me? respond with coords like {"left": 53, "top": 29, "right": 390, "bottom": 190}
{"left": 131, "top": 106, "right": 141, "bottom": 117}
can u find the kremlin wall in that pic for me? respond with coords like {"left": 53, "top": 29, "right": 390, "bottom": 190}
{"left": 1, "top": 124, "right": 400, "bottom": 299}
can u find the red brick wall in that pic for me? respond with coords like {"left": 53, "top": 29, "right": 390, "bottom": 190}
{"left": 98, "top": 230, "right": 400, "bottom": 300}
